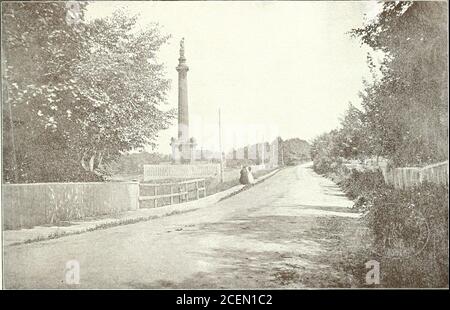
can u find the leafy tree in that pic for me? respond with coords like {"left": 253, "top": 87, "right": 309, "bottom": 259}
{"left": 352, "top": 1, "right": 448, "bottom": 166}
{"left": 310, "top": 130, "right": 342, "bottom": 174}
{"left": 2, "top": 1, "right": 90, "bottom": 182}
{"left": 68, "top": 10, "right": 174, "bottom": 174}
{"left": 281, "top": 138, "right": 311, "bottom": 164}
{"left": 336, "top": 103, "right": 367, "bottom": 160}
{"left": 2, "top": 3, "right": 175, "bottom": 182}
{"left": 311, "top": 103, "right": 368, "bottom": 173}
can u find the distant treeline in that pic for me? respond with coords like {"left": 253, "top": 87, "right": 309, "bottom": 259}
{"left": 225, "top": 137, "right": 311, "bottom": 167}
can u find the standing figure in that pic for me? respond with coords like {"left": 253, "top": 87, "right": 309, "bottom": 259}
{"left": 239, "top": 166, "right": 249, "bottom": 185}
{"left": 247, "top": 166, "right": 255, "bottom": 184}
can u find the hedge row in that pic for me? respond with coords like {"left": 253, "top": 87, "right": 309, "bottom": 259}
{"left": 315, "top": 163, "right": 449, "bottom": 287}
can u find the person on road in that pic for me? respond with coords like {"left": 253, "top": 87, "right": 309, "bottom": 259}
{"left": 247, "top": 166, "right": 255, "bottom": 184}
{"left": 239, "top": 166, "right": 255, "bottom": 185}
{"left": 239, "top": 166, "right": 249, "bottom": 185}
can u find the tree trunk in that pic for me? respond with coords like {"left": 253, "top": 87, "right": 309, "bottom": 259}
{"left": 97, "top": 152, "right": 103, "bottom": 169}
{"left": 81, "top": 154, "right": 89, "bottom": 171}
{"left": 89, "top": 155, "right": 95, "bottom": 171}
{"left": 81, "top": 151, "right": 105, "bottom": 173}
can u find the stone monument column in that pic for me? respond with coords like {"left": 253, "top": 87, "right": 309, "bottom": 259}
{"left": 177, "top": 38, "right": 189, "bottom": 141}
{"left": 171, "top": 38, "right": 196, "bottom": 163}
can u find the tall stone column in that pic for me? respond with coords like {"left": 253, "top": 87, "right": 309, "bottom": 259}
{"left": 171, "top": 38, "right": 196, "bottom": 163}
{"left": 177, "top": 38, "right": 189, "bottom": 141}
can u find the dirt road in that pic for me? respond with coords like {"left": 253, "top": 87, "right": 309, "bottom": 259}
{"left": 3, "top": 163, "right": 369, "bottom": 289}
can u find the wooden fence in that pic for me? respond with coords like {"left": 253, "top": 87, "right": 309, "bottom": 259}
{"left": 344, "top": 160, "right": 448, "bottom": 189}
{"left": 2, "top": 182, "right": 139, "bottom": 230}
{"left": 249, "top": 164, "right": 267, "bottom": 173}
{"left": 381, "top": 160, "right": 448, "bottom": 189}
{"left": 139, "top": 178, "right": 206, "bottom": 208}
{"left": 143, "top": 164, "right": 220, "bottom": 181}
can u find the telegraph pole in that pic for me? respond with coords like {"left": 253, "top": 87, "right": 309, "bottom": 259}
{"left": 261, "top": 135, "right": 265, "bottom": 167}
{"left": 219, "top": 108, "right": 224, "bottom": 183}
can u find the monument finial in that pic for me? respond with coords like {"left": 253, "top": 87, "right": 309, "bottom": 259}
{"left": 180, "top": 38, "right": 185, "bottom": 58}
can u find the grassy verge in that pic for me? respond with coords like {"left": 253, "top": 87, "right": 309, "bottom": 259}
{"left": 205, "top": 168, "right": 277, "bottom": 196}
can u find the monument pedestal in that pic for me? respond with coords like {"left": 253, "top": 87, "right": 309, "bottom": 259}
{"left": 171, "top": 137, "right": 196, "bottom": 164}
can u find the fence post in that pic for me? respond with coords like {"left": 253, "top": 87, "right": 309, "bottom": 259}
{"left": 136, "top": 182, "right": 140, "bottom": 210}
{"left": 154, "top": 186, "right": 158, "bottom": 208}
{"left": 196, "top": 180, "right": 199, "bottom": 200}
{"left": 170, "top": 185, "right": 174, "bottom": 205}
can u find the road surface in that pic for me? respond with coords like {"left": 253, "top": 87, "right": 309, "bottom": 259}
{"left": 3, "top": 163, "right": 368, "bottom": 289}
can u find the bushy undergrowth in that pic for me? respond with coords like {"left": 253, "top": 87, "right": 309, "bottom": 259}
{"left": 312, "top": 156, "right": 343, "bottom": 176}
{"left": 337, "top": 169, "right": 386, "bottom": 211}
{"left": 366, "top": 183, "right": 448, "bottom": 287}
{"left": 313, "top": 161, "right": 449, "bottom": 287}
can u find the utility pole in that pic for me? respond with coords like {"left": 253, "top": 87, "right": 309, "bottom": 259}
{"left": 261, "top": 135, "right": 265, "bottom": 167}
{"left": 218, "top": 108, "right": 224, "bottom": 183}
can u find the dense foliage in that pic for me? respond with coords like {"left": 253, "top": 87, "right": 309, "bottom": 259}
{"left": 310, "top": 130, "right": 343, "bottom": 174}
{"left": 310, "top": 2, "right": 448, "bottom": 287}
{"left": 332, "top": 166, "right": 448, "bottom": 287}
{"left": 353, "top": 1, "right": 448, "bottom": 166}
{"left": 110, "top": 152, "right": 171, "bottom": 176}
{"left": 281, "top": 138, "right": 311, "bottom": 165}
{"left": 337, "top": 168, "right": 386, "bottom": 209}
{"left": 311, "top": 1, "right": 448, "bottom": 168}
{"left": 366, "top": 182, "right": 448, "bottom": 287}
{"left": 2, "top": 2, "right": 175, "bottom": 183}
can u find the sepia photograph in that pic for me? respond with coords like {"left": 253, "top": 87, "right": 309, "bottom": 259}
{"left": 0, "top": 0, "right": 448, "bottom": 292}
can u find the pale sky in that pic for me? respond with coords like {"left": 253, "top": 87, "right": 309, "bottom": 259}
{"left": 86, "top": 1, "right": 381, "bottom": 155}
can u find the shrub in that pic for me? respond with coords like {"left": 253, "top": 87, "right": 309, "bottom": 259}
{"left": 330, "top": 167, "right": 448, "bottom": 287}
{"left": 312, "top": 155, "right": 343, "bottom": 175}
{"left": 365, "top": 183, "right": 449, "bottom": 287}
{"left": 337, "top": 169, "right": 386, "bottom": 210}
